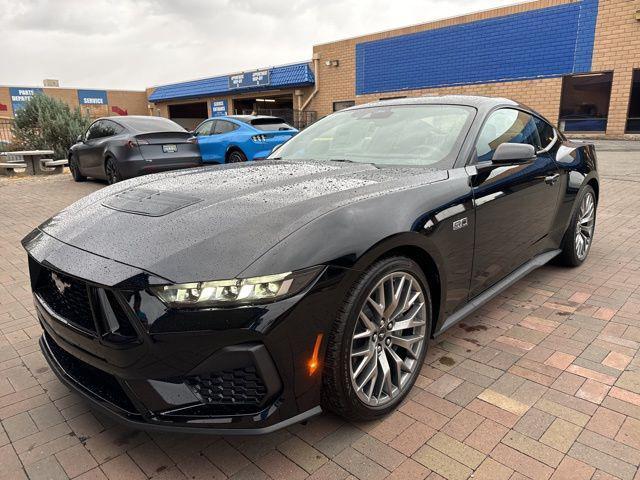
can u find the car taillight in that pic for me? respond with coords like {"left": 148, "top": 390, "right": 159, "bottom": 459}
{"left": 252, "top": 134, "right": 267, "bottom": 142}
{"left": 127, "top": 138, "right": 149, "bottom": 148}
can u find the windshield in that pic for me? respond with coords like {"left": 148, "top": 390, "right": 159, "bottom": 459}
{"left": 271, "top": 104, "right": 475, "bottom": 167}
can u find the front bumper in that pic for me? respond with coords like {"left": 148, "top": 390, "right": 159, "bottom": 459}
{"left": 25, "top": 231, "right": 350, "bottom": 433}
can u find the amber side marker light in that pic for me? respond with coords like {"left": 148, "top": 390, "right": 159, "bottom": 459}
{"left": 308, "top": 333, "right": 324, "bottom": 375}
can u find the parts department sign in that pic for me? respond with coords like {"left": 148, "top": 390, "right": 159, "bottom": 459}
{"left": 228, "top": 69, "right": 271, "bottom": 89}
{"left": 10, "top": 87, "right": 43, "bottom": 112}
{"left": 78, "top": 90, "right": 108, "bottom": 105}
{"left": 211, "top": 99, "right": 228, "bottom": 117}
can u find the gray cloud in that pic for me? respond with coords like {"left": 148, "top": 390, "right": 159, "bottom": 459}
{"left": 1, "top": 0, "right": 516, "bottom": 90}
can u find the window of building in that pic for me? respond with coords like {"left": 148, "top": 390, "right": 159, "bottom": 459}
{"left": 559, "top": 72, "right": 613, "bottom": 133}
{"left": 626, "top": 70, "right": 640, "bottom": 133}
{"left": 333, "top": 100, "right": 355, "bottom": 112}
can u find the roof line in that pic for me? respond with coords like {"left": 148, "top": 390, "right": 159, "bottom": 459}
{"left": 148, "top": 59, "right": 312, "bottom": 89}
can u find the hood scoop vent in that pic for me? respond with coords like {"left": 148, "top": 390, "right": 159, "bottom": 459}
{"left": 102, "top": 188, "right": 203, "bottom": 217}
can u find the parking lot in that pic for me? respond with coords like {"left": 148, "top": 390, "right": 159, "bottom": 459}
{"left": 0, "top": 150, "right": 639, "bottom": 480}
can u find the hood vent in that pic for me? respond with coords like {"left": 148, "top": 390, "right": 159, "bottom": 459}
{"left": 102, "top": 188, "right": 203, "bottom": 217}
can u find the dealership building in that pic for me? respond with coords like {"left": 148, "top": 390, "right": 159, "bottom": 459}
{"left": 0, "top": 84, "right": 148, "bottom": 120}
{"left": 148, "top": 0, "right": 640, "bottom": 138}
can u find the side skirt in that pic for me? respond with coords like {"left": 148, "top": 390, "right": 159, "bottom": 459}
{"left": 434, "top": 249, "right": 561, "bottom": 336}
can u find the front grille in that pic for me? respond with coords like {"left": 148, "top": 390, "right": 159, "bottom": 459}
{"left": 44, "top": 332, "right": 137, "bottom": 414}
{"left": 186, "top": 367, "right": 267, "bottom": 407}
{"left": 36, "top": 269, "right": 95, "bottom": 333}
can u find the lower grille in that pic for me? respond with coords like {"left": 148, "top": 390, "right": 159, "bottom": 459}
{"left": 36, "top": 269, "right": 95, "bottom": 333}
{"left": 186, "top": 367, "right": 267, "bottom": 407}
{"left": 44, "top": 332, "right": 137, "bottom": 414}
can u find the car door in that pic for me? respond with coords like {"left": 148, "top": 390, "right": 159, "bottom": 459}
{"left": 194, "top": 120, "right": 218, "bottom": 162}
{"left": 200, "top": 120, "right": 239, "bottom": 162}
{"left": 468, "top": 108, "right": 562, "bottom": 298}
{"left": 75, "top": 121, "right": 101, "bottom": 174}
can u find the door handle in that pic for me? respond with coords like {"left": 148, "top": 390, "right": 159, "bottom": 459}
{"left": 545, "top": 173, "right": 560, "bottom": 185}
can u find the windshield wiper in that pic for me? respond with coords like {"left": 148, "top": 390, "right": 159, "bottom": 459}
{"left": 329, "top": 159, "right": 357, "bottom": 163}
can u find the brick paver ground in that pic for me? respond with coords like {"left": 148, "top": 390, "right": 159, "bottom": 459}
{"left": 1, "top": 152, "right": 639, "bottom": 480}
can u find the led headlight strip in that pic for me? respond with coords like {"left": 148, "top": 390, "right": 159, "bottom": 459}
{"left": 150, "top": 266, "right": 323, "bottom": 308}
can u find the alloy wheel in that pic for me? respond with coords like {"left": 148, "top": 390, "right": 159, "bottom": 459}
{"left": 349, "top": 271, "right": 427, "bottom": 406}
{"left": 575, "top": 192, "right": 595, "bottom": 260}
{"left": 106, "top": 159, "right": 119, "bottom": 184}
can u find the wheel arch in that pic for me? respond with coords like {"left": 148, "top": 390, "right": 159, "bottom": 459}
{"left": 347, "top": 234, "right": 446, "bottom": 337}
{"left": 225, "top": 144, "right": 246, "bottom": 159}
{"left": 586, "top": 177, "right": 599, "bottom": 203}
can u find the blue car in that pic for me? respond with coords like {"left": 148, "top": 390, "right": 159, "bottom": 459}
{"left": 193, "top": 115, "right": 298, "bottom": 163}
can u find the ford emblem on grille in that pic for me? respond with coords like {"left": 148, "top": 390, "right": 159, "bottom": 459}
{"left": 51, "top": 272, "right": 71, "bottom": 295}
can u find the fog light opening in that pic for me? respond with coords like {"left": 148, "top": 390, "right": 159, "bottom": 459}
{"left": 308, "top": 333, "right": 323, "bottom": 376}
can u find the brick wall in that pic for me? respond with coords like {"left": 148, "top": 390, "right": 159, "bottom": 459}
{"left": 591, "top": 0, "right": 640, "bottom": 136}
{"left": 308, "top": 0, "right": 640, "bottom": 138}
{"left": 0, "top": 86, "right": 148, "bottom": 119}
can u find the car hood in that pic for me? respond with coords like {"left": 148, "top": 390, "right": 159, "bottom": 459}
{"left": 38, "top": 160, "right": 447, "bottom": 283}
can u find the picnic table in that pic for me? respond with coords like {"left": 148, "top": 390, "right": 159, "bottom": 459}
{"left": 0, "top": 150, "right": 67, "bottom": 176}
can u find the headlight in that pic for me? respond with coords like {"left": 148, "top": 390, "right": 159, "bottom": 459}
{"left": 150, "top": 266, "right": 323, "bottom": 308}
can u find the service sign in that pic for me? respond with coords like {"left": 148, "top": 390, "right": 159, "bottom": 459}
{"left": 10, "top": 87, "right": 43, "bottom": 111}
{"left": 78, "top": 90, "right": 108, "bottom": 105}
{"left": 228, "top": 69, "right": 271, "bottom": 89}
{"left": 211, "top": 99, "right": 228, "bottom": 117}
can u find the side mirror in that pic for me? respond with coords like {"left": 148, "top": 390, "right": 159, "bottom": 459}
{"left": 492, "top": 143, "right": 536, "bottom": 164}
{"left": 76, "top": 134, "right": 83, "bottom": 143}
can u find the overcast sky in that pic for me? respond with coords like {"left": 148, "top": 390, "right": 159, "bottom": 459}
{"left": 1, "top": 0, "right": 517, "bottom": 91}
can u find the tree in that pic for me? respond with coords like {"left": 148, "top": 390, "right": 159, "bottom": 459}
{"left": 11, "top": 94, "right": 91, "bottom": 159}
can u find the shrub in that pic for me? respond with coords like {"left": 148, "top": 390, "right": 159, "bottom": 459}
{"left": 11, "top": 94, "right": 91, "bottom": 159}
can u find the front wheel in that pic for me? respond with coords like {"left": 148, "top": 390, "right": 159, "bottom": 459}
{"left": 557, "top": 185, "right": 596, "bottom": 267}
{"left": 105, "top": 157, "right": 121, "bottom": 185}
{"left": 322, "top": 257, "right": 431, "bottom": 420}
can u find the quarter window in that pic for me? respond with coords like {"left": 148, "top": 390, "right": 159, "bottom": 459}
{"left": 194, "top": 120, "right": 214, "bottom": 136}
{"left": 534, "top": 117, "right": 556, "bottom": 150}
{"left": 214, "top": 120, "right": 237, "bottom": 134}
{"left": 476, "top": 109, "right": 541, "bottom": 162}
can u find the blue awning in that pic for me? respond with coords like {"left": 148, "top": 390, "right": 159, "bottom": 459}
{"left": 149, "top": 62, "right": 314, "bottom": 102}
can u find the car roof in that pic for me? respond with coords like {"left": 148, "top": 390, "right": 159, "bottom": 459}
{"left": 349, "top": 95, "right": 522, "bottom": 110}
{"left": 223, "top": 115, "right": 287, "bottom": 124}
{"left": 95, "top": 115, "right": 184, "bottom": 132}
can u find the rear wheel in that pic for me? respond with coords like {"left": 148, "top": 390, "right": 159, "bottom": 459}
{"left": 557, "top": 185, "right": 596, "bottom": 267}
{"left": 105, "top": 157, "right": 121, "bottom": 185}
{"left": 322, "top": 257, "right": 431, "bottom": 420}
{"left": 69, "top": 154, "right": 86, "bottom": 182}
{"left": 226, "top": 149, "right": 247, "bottom": 163}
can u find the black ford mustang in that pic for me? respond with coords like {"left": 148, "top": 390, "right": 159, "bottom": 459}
{"left": 23, "top": 96, "right": 598, "bottom": 434}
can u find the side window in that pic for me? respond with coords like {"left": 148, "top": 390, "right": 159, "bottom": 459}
{"left": 101, "top": 120, "right": 121, "bottom": 137}
{"left": 534, "top": 117, "right": 556, "bottom": 150}
{"left": 194, "top": 120, "right": 214, "bottom": 136}
{"left": 214, "top": 120, "right": 237, "bottom": 134}
{"left": 476, "top": 109, "right": 541, "bottom": 162}
{"left": 85, "top": 121, "right": 103, "bottom": 141}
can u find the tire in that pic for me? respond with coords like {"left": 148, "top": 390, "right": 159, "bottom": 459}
{"left": 557, "top": 185, "right": 596, "bottom": 267}
{"left": 226, "top": 149, "right": 247, "bottom": 163}
{"left": 69, "top": 154, "right": 86, "bottom": 182}
{"left": 105, "top": 157, "right": 121, "bottom": 185}
{"left": 322, "top": 256, "right": 432, "bottom": 420}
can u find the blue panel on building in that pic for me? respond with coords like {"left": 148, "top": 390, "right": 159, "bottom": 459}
{"left": 211, "top": 99, "right": 228, "bottom": 117}
{"left": 149, "top": 62, "right": 314, "bottom": 102}
{"left": 78, "top": 89, "right": 108, "bottom": 105}
{"left": 9, "top": 87, "right": 43, "bottom": 111}
{"left": 356, "top": 0, "right": 599, "bottom": 95}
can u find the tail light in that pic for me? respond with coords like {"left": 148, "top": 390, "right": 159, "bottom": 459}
{"left": 252, "top": 134, "right": 267, "bottom": 142}
{"left": 127, "top": 138, "right": 149, "bottom": 148}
